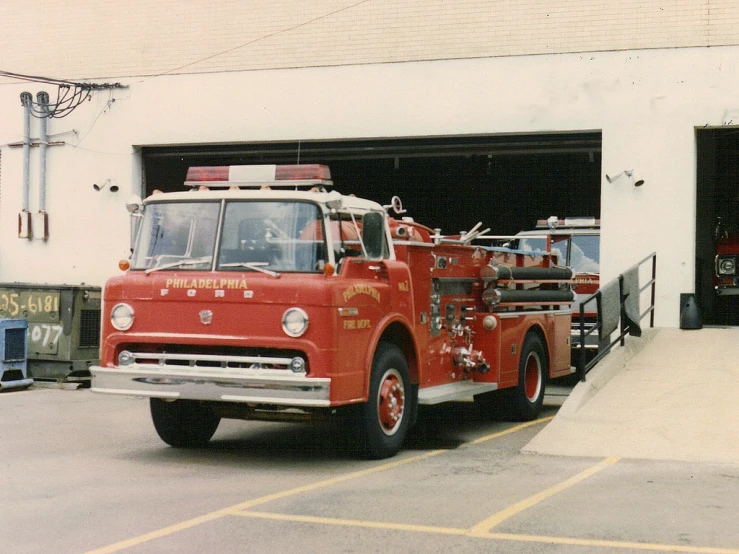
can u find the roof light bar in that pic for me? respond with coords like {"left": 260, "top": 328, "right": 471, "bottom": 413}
{"left": 276, "top": 164, "right": 331, "bottom": 181}
{"left": 186, "top": 166, "right": 229, "bottom": 182}
{"left": 184, "top": 164, "right": 333, "bottom": 189}
{"left": 535, "top": 217, "right": 599, "bottom": 229}
{"left": 564, "top": 217, "right": 598, "bottom": 227}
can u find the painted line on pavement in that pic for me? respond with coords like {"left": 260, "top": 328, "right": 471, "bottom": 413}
{"left": 469, "top": 455, "right": 621, "bottom": 535}
{"left": 234, "top": 511, "right": 739, "bottom": 553}
{"left": 482, "top": 532, "right": 739, "bottom": 554}
{"left": 235, "top": 510, "right": 467, "bottom": 536}
{"left": 469, "top": 415, "right": 554, "bottom": 444}
{"left": 86, "top": 418, "right": 549, "bottom": 553}
{"left": 85, "top": 449, "right": 446, "bottom": 553}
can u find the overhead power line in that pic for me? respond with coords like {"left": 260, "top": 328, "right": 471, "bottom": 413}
{"left": 0, "top": 69, "right": 125, "bottom": 89}
{"left": 1, "top": 0, "right": 371, "bottom": 116}
{"left": 1, "top": 70, "right": 126, "bottom": 119}
{"left": 155, "top": 0, "right": 373, "bottom": 77}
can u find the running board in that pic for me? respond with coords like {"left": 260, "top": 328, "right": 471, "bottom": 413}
{"left": 417, "top": 381, "right": 498, "bottom": 405}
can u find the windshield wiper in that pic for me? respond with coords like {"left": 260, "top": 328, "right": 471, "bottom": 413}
{"left": 145, "top": 256, "right": 212, "bottom": 274}
{"left": 219, "top": 262, "right": 280, "bottom": 278}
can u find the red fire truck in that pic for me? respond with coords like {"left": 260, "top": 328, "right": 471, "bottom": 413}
{"left": 512, "top": 217, "right": 600, "bottom": 358}
{"left": 714, "top": 216, "right": 739, "bottom": 296}
{"left": 91, "top": 164, "right": 575, "bottom": 459}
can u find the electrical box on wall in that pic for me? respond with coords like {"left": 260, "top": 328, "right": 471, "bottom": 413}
{"left": 18, "top": 211, "right": 31, "bottom": 238}
{"left": 18, "top": 211, "right": 49, "bottom": 240}
{"left": 32, "top": 212, "right": 49, "bottom": 240}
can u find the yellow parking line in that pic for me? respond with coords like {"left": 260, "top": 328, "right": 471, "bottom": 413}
{"left": 86, "top": 449, "right": 446, "bottom": 554}
{"left": 469, "top": 416, "right": 554, "bottom": 445}
{"left": 483, "top": 532, "right": 739, "bottom": 554}
{"left": 234, "top": 511, "right": 739, "bottom": 553}
{"left": 469, "top": 456, "right": 621, "bottom": 535}
{"left": 86, "top": 418, "right": 553, "bottom": 553}
{"left": 235, "top": 510, "right": 467, "bottom": 536}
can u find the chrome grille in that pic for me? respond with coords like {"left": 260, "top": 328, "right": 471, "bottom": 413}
{"left": 121, "top": 351, "right": 304, "bottom": 373}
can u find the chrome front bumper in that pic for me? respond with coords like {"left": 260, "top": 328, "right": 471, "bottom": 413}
{"left": 90, "top": 352, "right": 331, "bottom": 407}
{"left": 715, "top": 286, "right": 739, "bottom": 296}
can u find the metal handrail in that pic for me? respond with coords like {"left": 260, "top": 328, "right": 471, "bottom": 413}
{"left": 575, "top": 252, "right": 657, "bottom": 381}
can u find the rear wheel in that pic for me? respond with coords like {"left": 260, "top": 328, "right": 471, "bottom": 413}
{"left": 513, "top": 333, "right": 547, "bottom": 421}
{"left": 150, "top": 399, "right": 221, "bottom": 448}
{"left": 359, "top": 343, "right": 412, "bottom": 459}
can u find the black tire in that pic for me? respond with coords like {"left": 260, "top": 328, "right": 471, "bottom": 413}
{"left": 359, "top": 343, "right": 413, "bottom": 459}
{"left": 150, "top": 398, "right": 221, "bottom": 448}
{"left": 513, "top": 333, "right": 547, "bottom": 421}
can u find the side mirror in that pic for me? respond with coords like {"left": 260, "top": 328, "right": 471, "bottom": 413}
{"left": 362, "top": 212, "right": 385, "bottom": 259}
{"left": 383, "top": 196, "right": 406, "bottom": 215}
{"left": 126, "top": 195, "right": 143, "bottom": 251}
{"left": 714, "top": 216, "right": 723, "bottom": 245}
{"left": 125, "top": 194, "right": 143, "bottom": 214}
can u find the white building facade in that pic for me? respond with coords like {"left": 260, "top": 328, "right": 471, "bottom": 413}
{"left": 1, "top": 0, "right": 739, "bottom": 327}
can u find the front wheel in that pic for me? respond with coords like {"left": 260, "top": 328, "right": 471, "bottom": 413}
{"left": 513, "top": 333, "right": 547, "bottom": 421}
{"left": 150, "top": 399, "right": 221, "bottom": 448}
{"left": 359, "top": 343, "right": 413, "bottom": 459}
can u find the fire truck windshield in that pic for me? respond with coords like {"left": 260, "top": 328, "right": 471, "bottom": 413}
{"left": 518, "top": 234, "right": 600, "bottom": 274}
{"left": 132, "top": 202, "right": 219, "bottom": 272}
{"left": 131, "top": 200, "right": 326, "bottom": 273}
{"left": 217, "top": 201, "right": 324, "bottom": 272}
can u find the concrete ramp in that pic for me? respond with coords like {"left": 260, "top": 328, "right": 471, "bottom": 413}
{"left": 525, "top": 327, "right": 739, "bottom": 463}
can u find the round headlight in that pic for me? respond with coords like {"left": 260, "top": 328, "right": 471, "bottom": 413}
{"left": 719, "top": 258, "right": 736, "bottom": 275}
{"left": 282, "top": 308, "right": 309, "bottom": 337}
{"left": 110, "top": 303, "right": 135, "bottom": 331}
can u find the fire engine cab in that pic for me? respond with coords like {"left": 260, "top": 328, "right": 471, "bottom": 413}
{"left": 512, "top": 216, "right": 600, "bottom": 357}
{"left": 91, "top": 164, "right": 575, "bottom": 459}
{"left": 513, "top": 216, "right": 600, "bottom": 303}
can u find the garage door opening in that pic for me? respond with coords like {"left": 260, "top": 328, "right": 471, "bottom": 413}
{"left": 142, "top": 133, "right": 601, "bottom": 238}
{"left": 696, "top": 127, "right": 739, "bottom": 325}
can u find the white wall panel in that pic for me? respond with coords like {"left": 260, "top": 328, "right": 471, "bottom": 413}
{"left": 2, "top": 46, "right": 739, "bottom": 325}
{"left": 1, "top": 1, "right": 738, "bottom": 80}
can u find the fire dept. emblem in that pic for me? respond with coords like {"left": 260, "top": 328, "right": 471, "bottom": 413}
{"left": 199, "top": 310, "right": 213, "bottom": 325}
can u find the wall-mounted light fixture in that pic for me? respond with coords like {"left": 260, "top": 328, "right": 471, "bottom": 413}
{"left": 605, "top": 169, "right": 644, "bottom": 187}
{"left": 93, "top": 178, "right": 119, "bottom": 192}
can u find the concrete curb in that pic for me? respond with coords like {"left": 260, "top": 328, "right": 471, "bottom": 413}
{"left": 526, "top": 326, "right": 739, "bottom": 462}
{"left": 557, "top": 327, "right": 660, "bottom": 417}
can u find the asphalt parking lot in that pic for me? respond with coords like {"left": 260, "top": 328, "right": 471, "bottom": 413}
{"left": 2, "top": 384, "right": 738, "bottom": 554}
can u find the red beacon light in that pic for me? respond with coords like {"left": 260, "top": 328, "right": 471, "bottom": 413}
{"left": 275, "top": 164, "right": 331, "bottom": 182}
{"left": 185, "top": 166, "right": 230, "bottom": 182}
{"left": 185, "top": 164, "right": 332, "bottom": 190}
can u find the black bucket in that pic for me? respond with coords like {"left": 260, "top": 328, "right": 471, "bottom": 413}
{"left": 679, "top": 293, "right": 703, "bottom": 330}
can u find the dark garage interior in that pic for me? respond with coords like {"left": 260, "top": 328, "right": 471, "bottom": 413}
{"left": 142, "top": 132, "right": 602, "bottom": 239}
{"left": 696, "top": 127, "right": 739, "bottom": 325}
